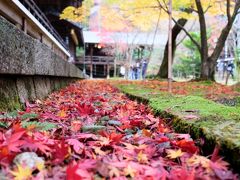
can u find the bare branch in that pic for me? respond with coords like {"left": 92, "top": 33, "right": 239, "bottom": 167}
{"left": 172, "top": 18, "right": 201, "bottom": 52}
{"left": 176, "top": 20, "right": 196, "bottom": 47}
{"left": 204, "top": 5, "right": 212, "bottom": 13}
{"left": 162, "top": 0, "right": 169, "bottom": 10}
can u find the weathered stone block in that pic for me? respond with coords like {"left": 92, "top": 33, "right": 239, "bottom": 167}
{"left": 34, "top": 43, "right": 53, "bottom": 75}
{"left": 0, "top": 77, "right": 21, "bottom": 111}
{"left": 33, "top": 77, "right": 49, "bottom": 99}
{"left": 16, "top": 77, "right": 36, "bottom": 102}
{"left": 16, "top": 78, "right": 29, "bottom": 104}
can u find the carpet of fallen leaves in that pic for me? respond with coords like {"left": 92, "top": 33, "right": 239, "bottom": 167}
{"left": 0, "top": 80, "right": 238, "bottom": 179}
{"left": 113, "top": 80, "right": 240, "bottom": 101}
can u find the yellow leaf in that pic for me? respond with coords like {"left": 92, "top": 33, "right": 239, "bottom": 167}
{"left": 36, "top": 162, "right": 45, "bottom": 171}
{"left": 99, "top": 137, "right": 111, "bottom": 146}
{"left": 187, "top": 155, "right": 212, "bottom": 173}
{"left": 11, "top": 164, "right": 32, "bottom": 180}
{"left": 137, "top": 151, "right": 148, "bottom": 163}
{"left": 166, "top": 149, "right": 184, "bottom": 159}
{"left": 109, "top": 167, "right": 120, "bottom": 178}
{"left": 58, "top": 110, "right": 66, "bottom": 118}
{"left": 123, "top": 165, "right": 137, "bottom": 178}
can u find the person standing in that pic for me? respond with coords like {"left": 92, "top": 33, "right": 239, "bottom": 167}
{"left": 227, "top": 61, "right": 235, "bottom": 79}
{"left": 141, "top": 59, "right": 148, "bottom": 80}
{"left": 136, "top": 61, "right": 140, "bottom": 80}
{"left": 120, "top": 65, "right": 125, "bottom": 77}
{"left": 225, "top": 60, "right": 235, "bottom": 85}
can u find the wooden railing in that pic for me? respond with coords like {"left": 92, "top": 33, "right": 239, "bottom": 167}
{"left": 19, "top": 0, "right": 68, "bottom": 50}
{"left": 75, "top": 56, "right": 115, "bottom": 65}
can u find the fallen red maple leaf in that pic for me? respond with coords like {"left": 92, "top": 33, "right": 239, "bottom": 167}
{"left": 66, "top": 139, "right": 84, "bottom": 153}
{"left": 169, "top": 168, "right": 195, "bottom": 180}
{"left": 1, "top": 130, "right": 26, "bottom": 153}
{"left": 76, "top": 103, "right": 95, "bottom": 116}
{"left": 71, "top": 120, "right": 82, "bottom": 132}
{"left": 66, "top": 162, "right": 82, "bottom": 180}
{"left": 176, "top": 139, "right": 199, "bottom": 154}
{"left": 211, "top": 145, "right": 220, "bottom": 162}
{"left": 52, "top": 140, "right": 70, "bottom": 164}
{"left": 100, "top": 131, "right": 124, "bottom": 145}
{"left": 22, "top": 136, "right": 52, "bottom": 155}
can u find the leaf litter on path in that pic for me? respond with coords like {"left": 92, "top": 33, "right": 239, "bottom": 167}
{"left": 0, "top": 80, "right": 237, "bottom": 179}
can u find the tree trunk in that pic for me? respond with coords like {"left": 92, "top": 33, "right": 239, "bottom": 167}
{"left": 157, "top": 18, "right": 187, "bottom": 78}
{"left": 195, "top": 0, "right": 209, "bottom": 80}
{"left": 199, "top": 0, "right": 240, "bottom": 80}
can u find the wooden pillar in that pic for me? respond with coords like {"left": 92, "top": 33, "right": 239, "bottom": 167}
{"left": 94, "top": 64, "right": 97, "bottom": 75}
{"left": 90, "top": 45, "right": 93, "bottom": 79}
{"left": 107, "top": 59, "right": 110, "bottom": 79}
{"left": 114, "top": 58, "right": 117, "bottom": 77}
{"left": 40, "top": 33, "right": 43, "bottom": 43}
{"left": 83, "top": 43, "right": 86, "bottom": 74}
{"left": 52, "top": 42, "right": 54, "bottom": 50}
{"left": 22, "top": 17, "right": 27, "bottom": 34}
{"left": 103, "top": 65, "right": 106, "bottom": 76}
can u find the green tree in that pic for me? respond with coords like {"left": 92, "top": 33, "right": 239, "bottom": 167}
{"left": 174, "top": 32, "right": 201, "bottom": 78}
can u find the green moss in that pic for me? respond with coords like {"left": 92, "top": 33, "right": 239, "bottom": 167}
{"left": 150, "top": 95, "right": 240, "bottom": 120}
{"left": 0, "top": 95, "right": 22, "bottom": 112}
{"left": 115, "top": 83, "right": 240, "bottom": 172}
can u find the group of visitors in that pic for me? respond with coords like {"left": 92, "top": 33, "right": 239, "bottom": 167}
{"left": 129, "top": 59, "right": 148, "bottom": 80}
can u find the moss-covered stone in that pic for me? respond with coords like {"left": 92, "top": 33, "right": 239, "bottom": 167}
{"left": 0, "top": 76, "right": 79, "bottom": 112}
{"left": 0, "top": 91, "right": 22, "bottom": 111}
{"left": 0, "top": 78, "right": 22, "bottom": 111}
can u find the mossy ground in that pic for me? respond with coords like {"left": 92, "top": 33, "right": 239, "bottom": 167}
{"left": 114, "top": 82, "right": 240, "bottom": 173}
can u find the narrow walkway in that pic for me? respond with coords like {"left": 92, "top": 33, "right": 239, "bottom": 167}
{"left": 0, "top": 80, "right": 237, "bottom": 179}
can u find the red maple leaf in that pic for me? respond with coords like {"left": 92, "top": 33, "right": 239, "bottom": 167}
{"left": 169, "top": 168, "right": 195, "bottom": 180}
{"left": 176, "top": 139, "right": 199, "bottom": 154}
{"left": 66, "top": 159, "right": 97, "bottom": 179}
{"left": 66, "top": 139, "right": 84, "bottom": 153}
{"left": 22, "top": 136, "right": 52, "bottom": 155}
{"left": 1, "top": 130, "right": 26, "bottom": 153}
{"left": 71, "top": 120, "right": 82, "bottom": 132}
{"left": 66, "top": 162, "right": 82, "bottom": 180}
{"left": 130, "top": 119, "right": 143, "bottom": 127}
{"left": 76, "top": 103, "right": 95, "bottom": 116}
{"left": 99, "top": 131, "right": 123, "bottom": 145}
{"left": 52, "top": 140, "right": 69, "bottom": 164}
{"left": 211, "top": 145, "right": 220, "bottom": 162}
{"left": 157, "top": 136, "right": 169, "bottom": 143}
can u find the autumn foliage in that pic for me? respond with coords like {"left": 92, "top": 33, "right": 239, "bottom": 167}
{"left": 0, "top": 80, "right": 237, "bottom": 179}
{"left": 113, "top": 80, "right": 240, "bottom": 101}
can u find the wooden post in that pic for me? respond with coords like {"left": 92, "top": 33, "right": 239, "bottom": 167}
{"left": 22, "top": 17, "right": 27, "bottom": 34}
{"left": 104, "top": 65, "right": 106, "bottom": 76}
{"left": 40, "top": 33, "right": 43, "bottom": 43}
{"left": 90, "top": 45, "right": 93, "bottom": 79}
{"left": 94, "top": 64, "right": 96, "bottom": 76}
{"left": 83, "top": 43, "right": 86, "bottom": 74}
{"left": 107, "top": 61, "right": 110, "bottom": 79}
{"left": 168, "top": 0, "right": 173, "bottom": 93}
{"left": 114, "top": 58, "right": 117, "bottom": 77}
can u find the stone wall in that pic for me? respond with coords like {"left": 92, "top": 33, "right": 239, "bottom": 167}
{"left": 0, "top": 76, "right": 78, "bottom": 111}
{"left": 0, "top": 16, "right": 84, "bottom": 111}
